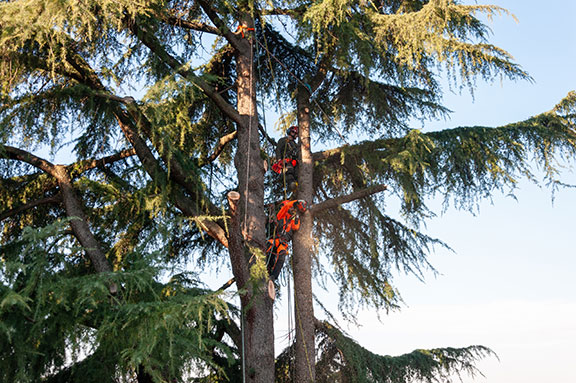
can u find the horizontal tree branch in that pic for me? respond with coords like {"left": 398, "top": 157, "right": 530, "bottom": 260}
{"left": 161, "top": 14, "right": 220, "bottom": 34}
{"left": 2, "top": 145, "right": 57, "bottom": 175}
{"left": 309, "top": 184, "right": 388, "bottom": 216}
{"left": 260, "top": 6, "right": 307, "bottom": 16}
{"left": 0, "top": 194, "right": 62, "bottom": 221}
{"left": 71, "top": 148, "right": 136, "bottom": 174}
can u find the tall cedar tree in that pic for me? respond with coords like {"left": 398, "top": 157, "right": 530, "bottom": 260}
{"left": 1, "top": 1, "right": 575, "bottom": 383}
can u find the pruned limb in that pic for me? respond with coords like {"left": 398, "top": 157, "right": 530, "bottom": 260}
{"left": 309, "top": 184, "right": 388, "bottom": 216}
{"left": 226, "top": 190, "right": 249, "bottom": 288}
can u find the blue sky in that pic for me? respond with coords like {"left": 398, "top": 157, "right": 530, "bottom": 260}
{"left": 275, "top": 1, "right": 576, "bottom": 382}
{"left": 350, "top": 1, "right": 576, "bottom": 382}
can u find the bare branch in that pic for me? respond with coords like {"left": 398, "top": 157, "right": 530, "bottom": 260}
{"left": 162, "top": 15, "right": 220, "bottom": 34}
{"left": 259, "top": 123, "right": 277, "bottom": 147}
{"left": 201, "top": 130, "right": 238, "bottom": 165}
{"left": 71, "top": 148, "right": 136, "bottom": 174}
{"left": 309, "top": 184, "right": 388, "bottom": 216}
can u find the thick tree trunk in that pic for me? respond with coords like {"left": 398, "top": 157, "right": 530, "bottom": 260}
{"left": 232, "top": 15, "right": 275, "bottom": 383}
{"left": 292, "top": 88, "right": 316, "bottom": 382}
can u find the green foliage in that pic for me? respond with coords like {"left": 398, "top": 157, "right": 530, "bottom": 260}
{"left": 1, "top": 0, "right": 575, "bottom": 381}
{"left": 276, "top": 320, "right": 495, "bottom": 382}
{"left": 0, "top": 221, "right": 233, "bottom": 383}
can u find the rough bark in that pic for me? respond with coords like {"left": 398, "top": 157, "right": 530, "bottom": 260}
{"left": 231, "top": 12, "right": 275, "bottom": 383}
{"left": 292, "top": 87, "right": 317, "bottom": 383}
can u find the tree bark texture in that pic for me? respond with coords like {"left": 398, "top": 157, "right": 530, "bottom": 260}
{"left": 292, "top": 88, "right": 317, "bottom": 383}
{"left": 232, "top": 15, "right": 275, "bottom": 383}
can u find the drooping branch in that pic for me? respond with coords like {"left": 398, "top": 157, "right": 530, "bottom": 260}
{"left": 309, "top": 184, "right": 388, "bottom": 216}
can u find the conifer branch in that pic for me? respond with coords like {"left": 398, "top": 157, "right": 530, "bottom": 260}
{"left": 201, "top": 130, "right": 238, "bottom": 165}
{"left": 0, "top": 148, "right": 136, "bottom": 205}
{"left": 1, "top": 146, "right": 115, "bottom": 278}
{"left": 161, "top": 14, "right": 220, "bottom": 34}
{"left": 53, "top": 45, "right": 230, "bottom": 247}
{"left": 260, "top": 7, "right": 307, "bottom": 16}
{"left": 114, "top": 110, "right": 229, "bottom": 247}
{"left": 71, "top": 148, "right": 136, "bottom": 174}
{"left": 1, "top": 145, "right": 58, "bottom": 175}
{"left": 0, "top": 195, "right": 62, "bottom": 221}
{"left": 195, "top": 0, "right": 244, "bottom": 51}
{"left": 127, "top": 19, "right": 246, "bottom": 129}
{"left": 309, "top": 185, "right": 388, "bottom": 215}
{"left": 119, "top": 97, "right": 223, "bottom": 217}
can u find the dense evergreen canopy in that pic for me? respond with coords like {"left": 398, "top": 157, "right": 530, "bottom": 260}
{"left": 1, "top": 0, "right": 575, "bottom": 382}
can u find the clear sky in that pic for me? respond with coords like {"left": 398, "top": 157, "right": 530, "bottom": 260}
{"left": 274, "top": 1, "right": 576, "bottom": 382}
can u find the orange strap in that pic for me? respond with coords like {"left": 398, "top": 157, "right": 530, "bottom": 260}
{"left": 267, "top": 238, "right": 288, "bottom": 253}
{"left": 235, "top": 25, "right": 255, "bottom": 38}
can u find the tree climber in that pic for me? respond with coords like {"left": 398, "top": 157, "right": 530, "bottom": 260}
{"left": 272, "top": 125, "right": 299, "bottom": 193}
{"left": 266, "top": 199, "right": 307, "bottom": 280}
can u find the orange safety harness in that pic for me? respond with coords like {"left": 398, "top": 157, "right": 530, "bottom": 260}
{"left": 266, "top": 199, "right": 307, "bottom": 280}
{"left": 271, "top": 158, "right": 298, "bottom": 174}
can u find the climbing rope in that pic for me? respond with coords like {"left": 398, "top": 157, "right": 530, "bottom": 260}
{"left": 257, "top": 26, "right": 317, "bottom": 380}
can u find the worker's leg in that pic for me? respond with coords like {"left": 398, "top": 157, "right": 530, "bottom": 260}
{"left": 267, "top": 243, "right": 287, "bottom": 281}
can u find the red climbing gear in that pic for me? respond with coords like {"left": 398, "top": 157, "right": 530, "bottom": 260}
{"left": 272, "top": 158, "right": 298, "bottom": 174}
{"left": 235, "top": 25, "right": 255, "bottom": 38}
{"left": 276, "top": 199, "right": 307, "bottom": 233}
